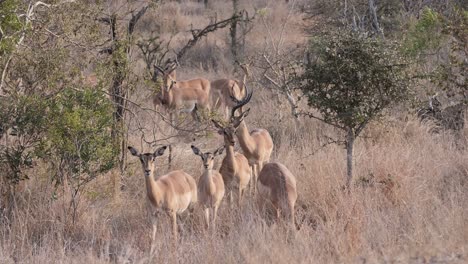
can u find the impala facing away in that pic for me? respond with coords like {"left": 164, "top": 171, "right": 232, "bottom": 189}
{"left": 191, "top": 145, "right": 225, "bottom": 229}
{"left": 128, "top": 146, "right": 197, "bottom": 243}
{"left": 229, "top": 86, "right": 274, "bottom": 194}
{"left": 212, "top": 120, "right": 251, "bottom": 206}
{"left": 154, "top": 64, "right": 211, "bottom": 122}
{"left": 210, "top": 63, "right": 249, "bottom": 120}
{"left": 257, "top": 162, "right": 297, "bottom": 225}
{"left": 210, "top": 79, "right": 245, "bottom": 120}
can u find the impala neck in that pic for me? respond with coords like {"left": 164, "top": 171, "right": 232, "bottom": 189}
{"left": 236, "top": 121, "right": 255, "bottom": 155}
{"left": 202, "top": 169, "right": 216, "bottom": 192}
{"left": 145, "top": 172, "right": 162, "bottom": 206}
{"left": 225, "top": 143, "right": 237, "bottom": 169}
{"left": 166, "top": 89, "right": 174, "bottom": 106}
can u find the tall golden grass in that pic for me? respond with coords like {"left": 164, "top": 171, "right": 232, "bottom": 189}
{"left": 1, "top": 87, "right": 466, "bottom": 263}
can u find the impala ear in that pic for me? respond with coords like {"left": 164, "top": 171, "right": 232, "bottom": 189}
{"left": 128, "top": 146, "right": 139, "bottom": 156}
{"left": 153, "top": 146, "right": 167, "bottom": 157}
{"left": 241, "top": 108, "right": 251, "bottom": 118}
{"left": 191, "top": 145, "right": 201, "bottom": 156}
{"left": 214, "top": 146, "right": 224, "bottom": 156}
{"left": 168, "top": 69, "right": 176, "bottom": 79}
{"left": 211, "top": 119, "right": 224, "bottom": 129}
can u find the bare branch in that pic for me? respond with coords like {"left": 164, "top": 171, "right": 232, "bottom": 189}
{"left": 170, "top": 12, "right": 244, "bottom": 66}
{"left": 297, "top": 111, "right": 346, "bottom": 130}
{"left": 128, "top": 6, "right": 149, "bottom": 35}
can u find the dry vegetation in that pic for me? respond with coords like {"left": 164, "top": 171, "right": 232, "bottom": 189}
{"left": 0, "top": 0, "right": 467, "bottom": 263}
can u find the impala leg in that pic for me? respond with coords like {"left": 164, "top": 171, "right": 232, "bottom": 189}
{"left": 213, "top": 205, "right": 219, "bottom": 230}
{"left": 224, "top": 105, "right": 230, "bottom": 121}
{"left": 239, "top": 186, "right": 244, "bottom": 207}
{"left": 171, "top": 211, "right": 178, "bottom": 241}
{"left": 290, "top": 205, "right": 295, "bottom": 228}
{"left": 150, "top": 215, "right": 157, "bottom": 255}
{"left": 191, "top": 107, "right": 200, "bottom": 122}
{"left": 151, "top": 217, "right": 157, "bottom": 242}
{"left": 252, "top": 164, "right": 258, "bottom": 195}
{"left": 229, "top": 190, "right": 234, "bottom": 209}
{"left": 258, "top": 161, "right": 265, "bottom": 175}
{"left": 204, "top": 207, "right": 210, "bottom": 229}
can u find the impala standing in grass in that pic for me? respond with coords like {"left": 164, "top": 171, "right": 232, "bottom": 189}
{"left": 213, "top": 119, "right": 251, "bottom": 207}
{"left": 229, "top": 86, "right": 274, "bottom": 194}
{"left": 191, "top": 145, "right": 225, "bottom": 230}
{"left": 257, "top": 162, "right": 297, "bottom": 226}
{"left": 210, "top": 62, "right": 250, "bottom": 120}
{"left": 154, "top": 64, "right": 211, "bottom": 122}
{"left": 127, "top": 146, "right": 197, "bottom": 244}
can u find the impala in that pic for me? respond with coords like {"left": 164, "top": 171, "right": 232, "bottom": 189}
{"left": 212, "top": 120, "right": 251, "bottom": 207}
{"left": 210, "top": 63, "right": 249, "bottom": 120}
{"left": 257, "top": 162, "right": 297, "bottom": 225}
{"left": 152, "top": 94, "right": 167, "bottom": 115}
{"left": 191, "top": 145, "right": 225, "bottom": 229}
{"left": 127, "top": 146, "right": 197, "bottom": 242}
{"left": 154, "top": 64, "right": 211, "bottom": 122}
{"left": 229, "top": 86, "right": 274, "bottom": 194}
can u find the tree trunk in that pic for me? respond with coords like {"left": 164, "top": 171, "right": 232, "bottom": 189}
{"left": 368, "top": 0, "right": 382, "bottom": 36}
{"left": 345, "top": 128, "right": 354, "bottom": 189}
{"left": 230, "top": 0, "right": 239, "bottom": 60}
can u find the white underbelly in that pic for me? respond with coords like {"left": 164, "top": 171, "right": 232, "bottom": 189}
{"left": 176, "top": 192, "right": 193, "bottom": 214}
{"left": 179, "top": 100, "right": 197, "bottom": 113}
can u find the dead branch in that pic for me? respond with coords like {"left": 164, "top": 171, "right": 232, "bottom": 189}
{"left": 167, "top": 12, "right": 244, "bottom": 67}
{"left": 262, "top": 54, "right": 300, "bottom": 118}
{"left": 128, "top": 6, "right": 149, "bottom": 36}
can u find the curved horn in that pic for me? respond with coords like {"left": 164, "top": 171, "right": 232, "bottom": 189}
{"left": 154, "top": 64, "right": 165, "bottom": 74}
{"left": 230, "top": 84, "right": 253, "bottom": 118}
{"left": 165, "top": 57, "right": 179, "bottom": 72}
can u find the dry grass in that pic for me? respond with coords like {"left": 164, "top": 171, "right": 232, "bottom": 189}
{"left": 1, "top": 1, "right": 467, "bottom": 263}
{"left": 1, "top": 88, "right": 466, "bottom": 263}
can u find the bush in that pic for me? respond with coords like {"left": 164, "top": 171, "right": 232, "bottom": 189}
{"left": 298, "top": 29, "right": 411, "bottom": 187}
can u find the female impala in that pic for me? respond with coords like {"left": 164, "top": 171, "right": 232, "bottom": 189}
{"left": 257, "top": 162, "right": 297, "bottom": 225}
{"left": 154, "top": 65, "right": 211, "bottom": 122}
{"left": 127, "top": 146, "right": 197, "bottom": 242}
{"left": 229, "top": 86, "right": 274, "bottom": 194}
{"left": 212, "top": 120, "right": 251, "bottom": 206}
{"left": 191, "top": 145, "right": 225, "bottom": 229}
{"left": 210, "top": 63, "right": 249, "bottom": 120}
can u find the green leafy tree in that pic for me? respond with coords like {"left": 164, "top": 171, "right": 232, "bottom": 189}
{"left": 0, "top": 0, "right": 22, "bottom": 56}
{"left": 299, "top": 30, "right": 410, "bottom": 188}
{"left": 403, "top": 7, "right": 467, "bottom": 97}
{"left": 45, "top": 87, "right": 117, "bottom": 224}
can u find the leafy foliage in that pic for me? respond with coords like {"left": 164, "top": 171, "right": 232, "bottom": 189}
{"left": 300, "top": 30, "right": 410, "bottom": 135}
{"left": 434, "top": 8, "right": 467, "bottom": 95}
{"left": 298, "top": 30, "right": 411, "bottom": 186}
{"left": 46, "top": 88, "right": 117, "bottom": 180}
{"left": 403, "top": 7, "right": 467, "bottom": 102}
{"left": 0, "top": 88, "right": 117, "bottom": 185}
{"left": 0, "top": 0, "right": 22, "bottom": 56}
{"left": 403, "top": 7, "right": 444, "bottom": 56}
{"left": 0, "top": 95, "right": 48, "bottom": 183}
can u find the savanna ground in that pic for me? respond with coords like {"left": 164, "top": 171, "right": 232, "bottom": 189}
{"left": 0, "top": 0, "right": 467, "bottom": 263}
